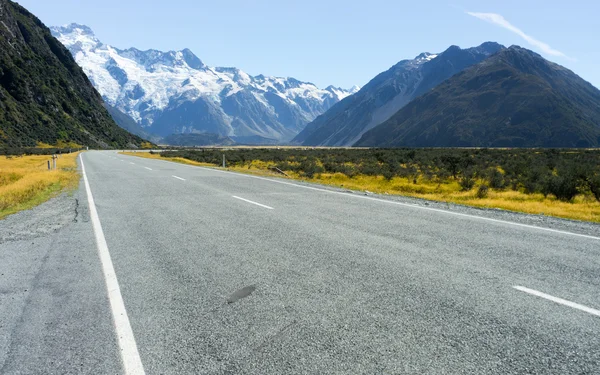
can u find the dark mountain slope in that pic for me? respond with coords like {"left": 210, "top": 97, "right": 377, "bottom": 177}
{"left": 355, "top": 46, "right": 600, "bottom": 148}
{"left": 0, "top": 0, "right": 144, "bottom": 148}
{"left": 104, "top": 104, "right": 159, "bottom": 143}
{"left": 293, "top": 42, "right": 504, "bottom": 146}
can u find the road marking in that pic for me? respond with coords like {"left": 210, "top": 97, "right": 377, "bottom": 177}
{"left": 127, "top": 156, "right": 600, "bottom": 241}
{"left": 130, "top": 162, "right": 135, "bottom": 165}
{"left": 514, "top": 286, "right": 600, "bottom": 317}
{"left": 80, "top": 155, "right": 146, "bottom": 375}
{"left": 232, "top": 195, "right": 274, "bottom": 210}
{"left": 172, "top": 175, "right": 185, "bottom": 181}
{"left": 144, "top": 167, "right": 152, "bottom": 171}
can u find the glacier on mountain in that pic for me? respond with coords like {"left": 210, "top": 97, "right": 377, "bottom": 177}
{"left": 51, "top": 23, "right": 359, "bottom": 141}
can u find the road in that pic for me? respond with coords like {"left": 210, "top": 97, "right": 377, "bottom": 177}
{"left": 1, "top": 150, "right": 600, "bottom": 374}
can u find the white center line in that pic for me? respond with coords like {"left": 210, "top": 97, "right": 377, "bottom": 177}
{"left": 514, "top": 286, "right": 600, "bottom": 317}
{"left": 172, "top": 175, "right": 185, "bottom": 181}
{"left": 232, "top": 195, "right": 274, "bottom": 210}
{"left": 80, "top": 155, "right": 146, "bottom": 374}
{"left": 144, "top": 167, "right": 152, "bottom": 171}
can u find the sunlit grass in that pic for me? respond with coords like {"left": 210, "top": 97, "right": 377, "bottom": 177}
{"left": 122, "top": 153, "right": 600, "bottom": 223}
{"left": 0, "top": 152, "right": 80, "bottom": 219}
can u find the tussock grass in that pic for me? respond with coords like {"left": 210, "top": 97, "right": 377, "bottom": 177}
{"left": 0, "top": 152, "right": 80, "bottom": 219}
{"left": 122, "top": 152, "right": 600, "bottom": 223}
{"left": 307, "top": 174, "right": 600, "bottom": 223}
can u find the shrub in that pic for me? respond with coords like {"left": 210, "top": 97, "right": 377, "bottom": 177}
{"left": 586, "top": 175, "right": 600, "bottom": 202}
{"left": 488, "top": 169, "right": 505, "bottom": 189}
{"left": 382, "top": 168, "right": 394, "bottom": 181}
{"left": 476, "top": 184, "right": 489, "bottom": 199}
{"left": 459, "top": 171, "right": 475, "bottom": 191}
{"left": 546, "top": 173, "right": 579, "bottom": 202}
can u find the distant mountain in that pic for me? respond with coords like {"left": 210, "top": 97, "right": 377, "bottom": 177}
{"left": 161, "top": 133, "right": 235, "bottom": 147}
{"left": 355, "top": 46, "right": 600, "bottom": 148}
{"left": 103, "top": 104, "right": 159, "bottom": 143}
{"left": 0, "top": 1, "right": 145, "bottom": 148}
{"left": 293, "top": 42, "right": 504, "bottom": 146}
{"left": 50, "top": 24, "right": 359, "bottom": 142}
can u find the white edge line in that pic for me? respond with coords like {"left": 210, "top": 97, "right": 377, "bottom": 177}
{"left": 232, "top": 195, "right": 274, "bottom": 210}
{"left": 80, "top": 154, "right": 146, "bottom": 374}
{"left": 172, "top": 175, "right": 185, "bottom": 181}
{"left": 144, "top": 167, "right": 152, "bottom": 171}
{"left": 514, "top": 286, "right": 600, "bottom": 317}
{"left": 124, "top": 154, "right": 600, "bottom": 241}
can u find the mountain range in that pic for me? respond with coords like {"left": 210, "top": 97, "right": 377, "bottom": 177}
{"left": 50, "top": 24, "right": 359, "bottom": 143}
{"left": 293, "top": 42, "right": 505, "bottom": 146}
{"left": 0, "top": 0, "right": 144, "bottom": 148}
{"left": 355, "top": 46, "right": 600, "bottom": 148}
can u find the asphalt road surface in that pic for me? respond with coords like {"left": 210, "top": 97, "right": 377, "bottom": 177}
{"left": 1, "top": 150, "right": 600, "bottom": 374}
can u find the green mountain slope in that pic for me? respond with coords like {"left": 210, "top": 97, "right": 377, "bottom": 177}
{"left": 0, "top": 0, "right": 145, "bottom": 148}
{"left": 355, "top": 46, "right": 600, "bottom": 148}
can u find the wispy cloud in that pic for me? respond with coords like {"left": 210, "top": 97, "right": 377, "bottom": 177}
{"left": 466, "top": 12, "right": 574, "bottom": 61}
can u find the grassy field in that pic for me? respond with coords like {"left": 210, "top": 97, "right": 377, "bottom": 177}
{"left": 0, "top": 152, "right": 80, "bottom": 219}
{"left": 123, "top": 149, "right": 600, "bottom": 223}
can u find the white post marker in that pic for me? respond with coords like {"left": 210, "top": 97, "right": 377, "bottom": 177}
{"left": 514, "top": 286, "right": 600, "bottom": 317}
{"left": 80, "top": 154, "right": 146, "bottom": 375}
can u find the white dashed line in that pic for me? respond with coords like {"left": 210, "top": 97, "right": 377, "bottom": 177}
{"left": 144, "top": 167, "right": 152, "bottom": 171}
{"left": 172, "top": 175, "right": 185, "bottom": 181}
{"left": 514, "top": 286, "right": 600, "bottom": 317}
{"left": 232, "top": 196, "right": 274, "bottom": 210}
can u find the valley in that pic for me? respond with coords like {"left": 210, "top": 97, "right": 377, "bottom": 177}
{"left": 2, "top": 0, "right": 600, "bottom": 374}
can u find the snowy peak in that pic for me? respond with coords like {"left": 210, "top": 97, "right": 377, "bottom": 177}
{"left": 51, "top": 23, "right": 95, "bottom": 37}
{"left": 50, "top": 24, "right": 357, "bottom": 142}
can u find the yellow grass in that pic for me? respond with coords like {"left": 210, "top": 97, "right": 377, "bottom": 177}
{"left": 0, "top": 152, "right": 81, "bottom": 219}
{"left": 121, "top": 153, "right": 600, "bottom": 223}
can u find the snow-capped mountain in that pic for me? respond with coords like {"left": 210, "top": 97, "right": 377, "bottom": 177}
{"left": 51, "top": 24, "right": 359, "bottom": 142}
{"left": 294, "top": 42, "right": 504, "bottom": 146}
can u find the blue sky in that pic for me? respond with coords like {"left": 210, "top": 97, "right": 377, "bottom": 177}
{"left": 18, "top": 0, "right": 599, "bottom": 89}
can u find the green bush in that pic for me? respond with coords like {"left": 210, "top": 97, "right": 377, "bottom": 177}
{"left": 546, "top": 172, "right": 580, "bottom": 202}
{"left": 476, "top": 184, "right": 489, "bottom": 198}
{"left": 459, "top": 171, "right": 476, "bottom": 191}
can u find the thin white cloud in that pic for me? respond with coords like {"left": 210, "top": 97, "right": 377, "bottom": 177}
{"left": 466, "top": 12, "right": 574, "bottom": 61}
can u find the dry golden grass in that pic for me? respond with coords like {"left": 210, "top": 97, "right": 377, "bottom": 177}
{"left": 0, "top": 152, "right": 80, "bottom": 219}
{"left": 122, "top": 153, "right": 600, "bottom": 223}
